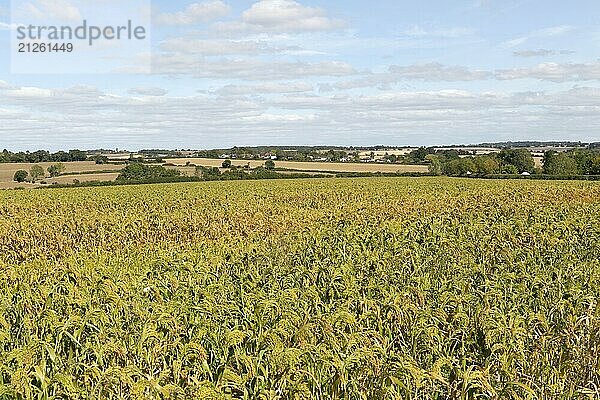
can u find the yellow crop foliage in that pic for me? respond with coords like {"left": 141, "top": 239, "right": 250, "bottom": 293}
{"left": 0, "top": 177, "right": 599, "bottom": 399}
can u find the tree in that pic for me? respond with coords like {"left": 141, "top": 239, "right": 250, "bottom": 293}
{"left": 30, "top": 165, "right": 44, "bottom": 182}
{"left": 590, "top": 155, "right": 600, "bottom": 175}
{"left": 474, "top": 156, "right": 500, "bottom": 175}
{"left": 499, "top": 149, "right": 535, "bottom": 173}
{"left": 68, "top": 150, "right": 88, "bottom": 161}
{"left": 0, "top": 150, "right": 9, "bottom": 163}
{"left": 13, "top": 170, "right": 28, "bottom": 183}
{"left": 274, "top": 150, "right": 285, "bottom": 160}
{"left": 426, "top": 155, "right": 443, "bottom": 176}
{"left": 567, "top": 150, "right": 600, "bottom": 175}
{"left": 28, "top": 150, "right": 51, "bottom": 163}
{"left": 502, "top": 164, "right": 519, "bottom": 174}
{"left": 48, "top": 163, "right": 66, "bottom": 177}
{"left": 222, "top": 159, "right": 232, "bottom": 168}
{"left": 92, "top": 155, "right": 109, "bottom": 165}
{"left": 442, "top": 158, "right": 475, "bottom": 176}
{"left": 543, "top": 151, "right": 579, "bottom": 175}
{"left": 117, "top": 163, "right": 180, "bottom": 181}
{"left": 265, "top": 160, "right": 275, "bottom": 170}
{"left": 438, "top": 149, "right": 460, "bottom": 161}
{"left": 409, "top": 147, "right": 429, "bottom": 162}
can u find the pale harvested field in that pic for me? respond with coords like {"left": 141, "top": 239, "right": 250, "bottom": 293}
{"left": 0, "top": 162, "right": 123, "bottom": 183}
{"left": 167, "top": 158, "right": 429, "bottom": 173}
{"left": 170, "top": 166, "right": 199, "bottom": 177}
{"left": 46, "top": 173, "right": 121, "bottom": 185}
{"left": 0, "top": 173, "right": 122, "bottom": 189}
{"left": 0, "top": 162, "right": 123, "bottom": 189}
{"left": 172, "top": 165, "right": 334, "bottom": 177}
{"left": 0, "top": 159, "right": 426, "bottom": 189}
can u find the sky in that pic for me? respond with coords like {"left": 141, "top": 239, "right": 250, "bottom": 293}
{"left": 1, "top": 0, "right": 600, "bottom": 151}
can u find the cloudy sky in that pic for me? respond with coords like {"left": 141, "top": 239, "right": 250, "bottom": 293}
{"left": 1, "top": 0, "right": 599, "bottom": 151}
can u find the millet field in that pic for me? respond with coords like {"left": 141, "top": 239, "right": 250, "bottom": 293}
{"left": 0, "top": 177, "right": 599, "bottom": 399}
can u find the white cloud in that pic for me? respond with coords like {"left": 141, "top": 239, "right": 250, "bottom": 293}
{"left": 0, "top": 22, "right": 18, "bottom": 31}
{"left": 3, "top": 81, "right": 600, "bottom": 151}
{"left": 503, "top": 37, "right": 528, "bottom": 48}
{"left": 156, "top": 1, "right": 230, "bottom": 25}
{"left": 2, "top": 86, "right": 54, "bottom": 99}
{"left": 242, "top": 113, "right": 315, "bottom": 123}
{"left": 149, "top": 55, "right": 356, "bottom": 80}
{"left": 128, "top": 87, "right": 169, "bottom": 96}
{"left": 333, "top": 63, "right": 491, "bottom": 89}
{"left": 160, "top": 38, "right": 303, "bottom": 56}
{"left": 513, "top": 49, "right": 575, "bottom": 57}
{"left": 403, "top": 25, "right": 475, "bottom": 38}
{"left": 502, "top": 25, "right": 575, "bottom": 48}
{"left": 215, "top": 82, "right": 313, "bottom": 95}
{"left": 535, "top": 25, "right": 575, "bottom": 37}
{"left": 496, "top": 62, "right": 600, "bottom": 82}
{"left": 160, "top": 36, "right": 323, "bottom": 57}
{"left": 513, "top": 49, "right": 553, "bottom": 57}
{"left": 214, "top": 0, "right": 345, "bottom": 34}
{"left": 332, "top": 60, "right": 600, "bottom": 86}
{"left": 388, "top": 63, "right": 490, "bottom": 81}
{"left": 328, "top": 60, "right": 600, "bottom": 89}
{"left": 25, "top": 0, "right": 82, "bottom": 22}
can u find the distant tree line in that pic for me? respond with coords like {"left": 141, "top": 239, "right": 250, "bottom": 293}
{"left": 0, "top": 149, "right": 88, "bottom": 163}
{"left": 476, "top": 141, "right": 589, "bottom": 148}
{"left": 542, "top": 150, "right": 600, "bottom": 175}
{"left": 192, "top": 147, "right": 342, "bottom": 162}
{"left": 422, "top": 148, "right": 600, "bottom": 177}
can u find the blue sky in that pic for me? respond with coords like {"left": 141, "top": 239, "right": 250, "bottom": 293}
{"left": 0, "top": 0, "right": 599, "bottom": 151}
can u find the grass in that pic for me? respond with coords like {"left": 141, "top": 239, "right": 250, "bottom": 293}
{"left": 0, "top": 178, "right": 599, "bottom": 399}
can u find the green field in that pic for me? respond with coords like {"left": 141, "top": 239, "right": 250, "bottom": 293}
{"left": 0, "top": 178, "right": 599, "bottom": 399}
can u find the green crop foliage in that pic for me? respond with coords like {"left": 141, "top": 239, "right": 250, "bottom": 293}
{"left": 0, "top": 177, "right": 599, "bottom": 399}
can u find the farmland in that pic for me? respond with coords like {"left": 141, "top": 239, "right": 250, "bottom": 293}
{"left": 0, "top": 160, "right": 428, "bottom": 188}
{"left": 0, "top": 162, "right": 124, "bottom": 189}
{"left": 166, "top": 158, "right": 429, "bottom": 174}
{"left": 0, "top": 162, "right": 123, "bottom": 181}
{"left": 0, "top": 178, "right": 599, "bottom": 399}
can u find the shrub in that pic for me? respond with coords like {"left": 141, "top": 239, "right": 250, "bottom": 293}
{"left": 30, "top": 165, "right": 45, "bottom": 182}
{"left": 117, "top": 163, "right": 181, "bottom": 181}
{"left": 13, "top": 170, "right": 28, "bottom": 183}
{"left": 47, "top": 163, "right": 66, "bottom": 177}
